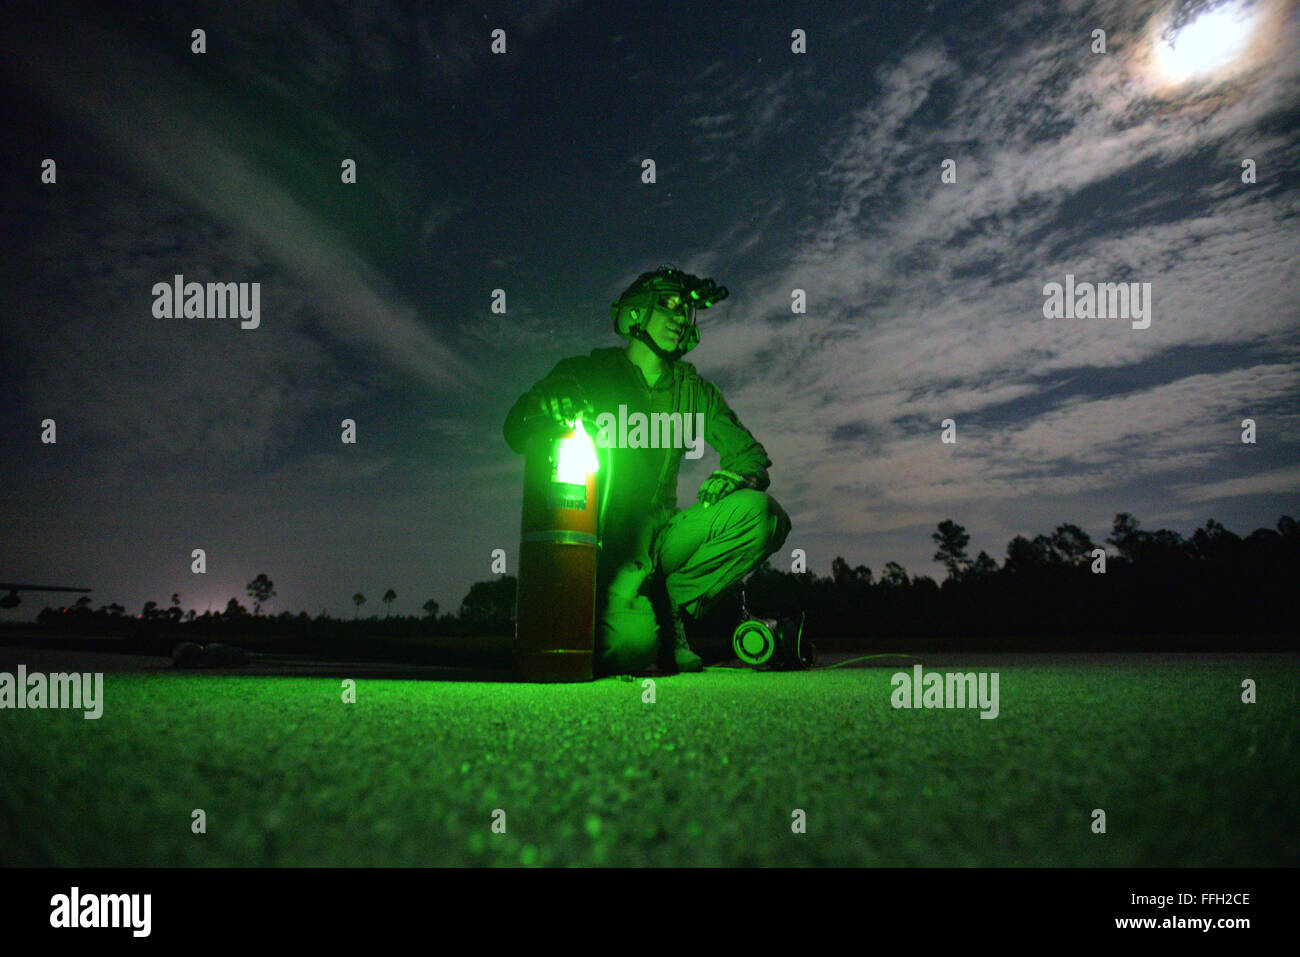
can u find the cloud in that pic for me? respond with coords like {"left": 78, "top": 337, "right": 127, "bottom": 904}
{"left": 689, "top": 4, "right": 1300, "bottom": 570}
{"left": 0, "top": 4, "right": 483, "bottom": 395}
{"left": 1180, "top": 464, "right": 1300, "bottom": 503}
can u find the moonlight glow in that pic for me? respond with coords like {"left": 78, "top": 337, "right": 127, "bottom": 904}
{"left": 1156, "top": 3, "right": 1257, "bottom": 81}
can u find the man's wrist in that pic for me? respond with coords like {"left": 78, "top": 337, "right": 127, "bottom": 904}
{"left": 714, "top": 469, "right": 759, "bottom": 490}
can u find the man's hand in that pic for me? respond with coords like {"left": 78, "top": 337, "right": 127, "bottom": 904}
{"left": 536, "top": 376, "right": 594, "bottom": 427}
{"left": 697, "top": 469, "right": 753, "bottom": 507}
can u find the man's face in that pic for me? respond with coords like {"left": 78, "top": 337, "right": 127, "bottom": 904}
{"left": 643, "top": 291, "right": 693, "bottom": 353}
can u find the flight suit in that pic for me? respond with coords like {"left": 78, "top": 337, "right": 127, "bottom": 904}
{"left": 503, "top": 347, "right": 790, "bottom": 674}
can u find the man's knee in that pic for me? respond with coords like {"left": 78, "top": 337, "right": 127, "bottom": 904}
{"left": 765, "top": 495, "right": 792, "bottom": 552}
{"left": 729, "top": 490, "right": 791, "bottom": 555}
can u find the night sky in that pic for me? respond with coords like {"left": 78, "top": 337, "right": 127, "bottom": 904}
{"left": 2, "top": 0, "right": 1297, "bottom": 620}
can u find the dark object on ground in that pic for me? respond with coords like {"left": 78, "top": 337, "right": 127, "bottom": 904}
{"left": 201, "top": 642, "right": 251, "bottom": 667}
{"left": 171, "top": 641, "right": 204, "bottom": 668}
{"left": 172, "top": 641, "right": 251, "bottom": 669}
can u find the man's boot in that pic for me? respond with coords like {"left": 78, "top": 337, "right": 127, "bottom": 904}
{"left": 665, "top": 607, "right": 704, "bottom": 673}
{"left": 651, "top": 578, "right": 703, "bottom": 674}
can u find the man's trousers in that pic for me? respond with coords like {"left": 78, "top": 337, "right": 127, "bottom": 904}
{"left": 595, "top": 490, "right": 791, "bottom": 675}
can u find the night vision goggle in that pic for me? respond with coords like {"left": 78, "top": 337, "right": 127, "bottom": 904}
{"left": 656, "top": 290, "right": 695, "bottom": 322}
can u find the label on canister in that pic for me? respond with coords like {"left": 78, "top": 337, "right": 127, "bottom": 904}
{"left": 550, "top": 482, "right": 587, "bottom": 510}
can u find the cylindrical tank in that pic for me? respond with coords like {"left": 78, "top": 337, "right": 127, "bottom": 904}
{"left": 513, "top": 420, "right": 600, "bottom": 681}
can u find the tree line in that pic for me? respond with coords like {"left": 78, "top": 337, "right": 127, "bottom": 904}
{"left": 735, "top": 512, "right": 1298, "bottom": 645}
{"left": 23, "top": 513, "right": 1297, "bottom": 647}
{"left": 29, "top": 573, "right": 518, "bottom": 638}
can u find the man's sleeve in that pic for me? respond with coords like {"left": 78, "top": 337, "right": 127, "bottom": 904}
{"left": 702, "top": 380, "right": 773, "bottom": 491}
{"left": 502, "top": 355, "right": 589, "bottom": 454}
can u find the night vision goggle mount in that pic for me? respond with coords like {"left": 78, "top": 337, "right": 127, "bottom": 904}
{"left": 611, "top": 263, "right": 729, "bottom": 356}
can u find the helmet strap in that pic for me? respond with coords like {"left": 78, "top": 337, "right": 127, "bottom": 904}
{"left": 630, "top": 323, "right": 684, "bottom": 361}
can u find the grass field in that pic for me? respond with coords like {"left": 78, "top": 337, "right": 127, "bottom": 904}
{"left": 1, "top": 649, "right": 1296, "bottom": 866}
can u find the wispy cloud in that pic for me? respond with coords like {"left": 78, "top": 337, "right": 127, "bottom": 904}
{"left": 1, "top": 9, "right": 482, "bottom": 393}
{"left": 1180, "top": 463, "right": 1300, "bottom": 503}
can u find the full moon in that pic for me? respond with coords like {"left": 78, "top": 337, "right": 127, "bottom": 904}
{"left": 1127, "top": 0, "right": 1295, "bottom": 105}
{"left": 1156, "top": 3, "right": 1257, "bottom": 80}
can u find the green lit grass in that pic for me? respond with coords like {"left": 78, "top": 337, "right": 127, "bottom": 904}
{"left": 1, "top": 656, "right": 1296, "bottom": 866}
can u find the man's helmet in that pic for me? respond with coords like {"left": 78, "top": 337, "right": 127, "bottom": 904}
{"left": 611, "top": 263, "right": 728, "bottom": 357}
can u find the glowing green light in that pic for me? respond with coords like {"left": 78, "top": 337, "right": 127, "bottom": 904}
{"left": 555, "top": 416, "right": 599, "bottom": 484}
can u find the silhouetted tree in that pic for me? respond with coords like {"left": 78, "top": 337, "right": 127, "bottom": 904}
{"left": 880, "top": 562, "right": 909, "bottom": 587}
{"left": 224, "top": 597, "right": 248, "bottom": 617}
{"left": 969, "top": 550, "right": 998, "bottom": 579}
{"left": 913, "top": 575, "right": 939, "bottom": 595}
{"left": 382, "top": 588, "right": 397, "bottom": 617}
{"left": 1149, "top": 529, "right": 1188, "bottom": 555}
{"left": 1191, "top": 518, "right": 1241, "bottom": 563}
{"left": 458, "top": 576, "right": 518, "bottom": 626}
{"left": 831, "top": 556, "right": 871, "bottom": 585}
{"left": 247, "top": 574, "right": 276, "bottom": 615}
{"left": 1004, "top": 534, "right": 1051, "bottom": 573}
{"left": 422, "top": 599, "right": 439, "bottom": 618}
{"left": 352, "top": 593, "right": 366, "bottom": 618}
{"left": 1278, "top": 515, "right": 1299, "bottom": 546}
{"left": 1107, "top": 513, "right": 1143, "bottom": 563}
{"left": 1047, "top": 524, "right": 1095, "bottom": 567}
{"left": 932, "top": 520, "right": 971, "bottom": 580}
{"left": 142, "top": 600, "right": 159, "bottom": 620}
